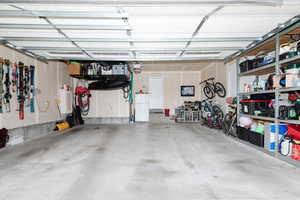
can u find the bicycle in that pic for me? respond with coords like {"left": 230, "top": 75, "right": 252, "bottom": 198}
{"left": 222, "top": 105, "right": 237, "bottom": 137}
{"left": 200, "top": 99, "right": 224, "bottom": 128}
{"left": 200, "top": 77, "right": 226, "bottom": 99}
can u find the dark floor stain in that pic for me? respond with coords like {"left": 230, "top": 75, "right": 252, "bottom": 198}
{"left": 18, "top": 147, "right": 49, "bottom": 158}
{"left": 230, "top": 159, "right": 252, "bottom": 165}
{"left": 96, "top": 147, "right": 106, "bottom": 152}
{"left": 142, "top": 159, "right": 160, "bottom": 164}
{"left": 184, "top": 160, "right": 195, "bottom": 169}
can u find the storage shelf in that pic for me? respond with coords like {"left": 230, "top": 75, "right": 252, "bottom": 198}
{"left": 235, "top": 137, "right": 300, "bottom": 167}
{"left": 239, "top": 114, "right": 275, "bottom": 121}
{"left": 239, "top": 54, "right": 300, "bottom": 77}
{"left": 239, "top": 62, "right": 275, "bottom": 76}
{"left": 239, "top": 90, "right": 275, "bottom": 96}
{"left": 280, "top": 54, "right": 300, "bottom": 66}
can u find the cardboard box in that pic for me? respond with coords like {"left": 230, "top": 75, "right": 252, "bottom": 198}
{"left": 286, "top": 74, "right": 300, "bottom": 87}
{"left": 68, "top": 63, "right": 81, "bottom": 75}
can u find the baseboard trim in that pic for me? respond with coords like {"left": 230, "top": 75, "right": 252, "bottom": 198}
{"left": 84, "top": 117, "right": 129, "bottom": 124}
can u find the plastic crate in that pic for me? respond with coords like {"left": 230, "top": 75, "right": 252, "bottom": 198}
{"left": 249, "top": 130, "right": 264, "bottom": 147}
{"left": 237, "top": 126, "right": 249, "bottom": 141}
{"left": 239, "top": 60, "right": 254, "bottom": 73}
{"left": 252, "top": 57, "right": 264, "bottom": 69}
{"left": 240, "top": 100, "right": 271, "bottom": 115}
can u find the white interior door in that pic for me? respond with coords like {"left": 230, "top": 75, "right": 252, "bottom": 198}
{"left": 149, "top": 77, "right": 164, "bottom": 109}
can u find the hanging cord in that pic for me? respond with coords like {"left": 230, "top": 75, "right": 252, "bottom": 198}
{"left": 128, "top": 71, "right": 133, "bottom": 105}
{"left": 35, "top": 88, "right": 50, "bottom": 112}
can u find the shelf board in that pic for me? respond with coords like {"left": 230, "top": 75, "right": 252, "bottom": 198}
{"left": 278, "top": 87, "right": 300, "bottom": 93}
{"left": 70, "top": 74, "right": 129, "bottom": 81}
{"left": 239, "top": 87, "right": 300, "bottom": 95}
{"left": 239, "top": 62, "right": 275, "bottom": 76}
{"left": 239, "top": 90, "right": 275, "bottom": 96}
{"left": 239, "top": 114, "right": 275, "bottom": 121}
{"left": 278, "top": 119, "right": 300, "bottom": 125}
{"left": 239, "top": 54, "right": 300, "bottom": 77}
{"left": 280, "top": 54, "right": 300, "bottom": 66}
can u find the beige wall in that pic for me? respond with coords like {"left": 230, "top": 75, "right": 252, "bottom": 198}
{"left": 134, "top": 71, "right": 201, "bottom": 115}
{"left": 0, "top": 45, "right": 71, "bottom": 129}
{"left": 82, "top": 89, "right": 129, "bottom": 118}
{"left": 200, "top": 62, "right": 227, "bottom": 111}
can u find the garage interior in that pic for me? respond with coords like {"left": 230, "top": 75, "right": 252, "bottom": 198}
{"left": 1, "top": 0, "right": 300, "bottom": 199}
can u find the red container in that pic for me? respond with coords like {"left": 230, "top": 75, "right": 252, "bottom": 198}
{"left": 291, "top": 142, "right": 300, "bottom": 161}
{"left": 287, "top": 125, "right": 300, "bottom": 140}
{"left": 164, "top": 109, "right": 170, "bottom": 117}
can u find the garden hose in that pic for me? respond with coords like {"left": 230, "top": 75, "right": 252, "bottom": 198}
{"left": 128, "top": 71, "right": 133, "bottom": 105}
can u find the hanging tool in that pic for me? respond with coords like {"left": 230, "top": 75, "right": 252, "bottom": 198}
{"left": 3, "top": 59, "right": 12, "bottom": 112}
{"left": 17, "top": 62, "right": 25, "bottom": 120}
{"left": 29, "top": 65, "right": 35, "bottom": 112}
{"left": 54, "top": 99, "right": 62, "bottom": 118}
{"left": 0, "top": 59, "right": 4, "bottom": 113}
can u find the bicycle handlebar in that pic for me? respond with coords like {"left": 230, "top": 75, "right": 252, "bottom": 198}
{"left": 199, "top": 77, "right": 215, "bottom": 84}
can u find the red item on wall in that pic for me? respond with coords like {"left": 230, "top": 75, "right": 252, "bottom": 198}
{"left": 75, "top": 86, "right": 91, "bottom": 116}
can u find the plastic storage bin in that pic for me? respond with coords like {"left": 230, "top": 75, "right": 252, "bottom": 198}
{"left": 291, "top": 141, "right": 300, "bottom": 161}
{"left": 264, "top": 123, "right": 287, "bottom": 151}
{"left": 237, "top": 126, "right": 249, "bottom": 141}
{"left": 249, "top": 130, "right": 264, "bottom": 147}
{"left": 239, "top": 60, "right": 254, "bottom": 73}
{"left": 287, "top": 125, "right": 300, "bottom": 140}
{"left": 286, "top": 63, "right": 300, "bottom": 74}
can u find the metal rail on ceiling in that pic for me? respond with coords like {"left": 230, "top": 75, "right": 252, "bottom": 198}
{"left": 0, "top": 0, "right": 283, "bottom": 6}
{"left": 0, "top": 36, "right": 260, "bottom": 42}
{"left": 179, "top": 6, "right": 224, "bottom": 57}
{"left": 19, "top": 46, "right": 243, "bottom": 52}
{"left": 0, "top": 23, "right": 130, "bottom": 30}
{"left": 0, "top": 10, "right": 128, "bottom": 19}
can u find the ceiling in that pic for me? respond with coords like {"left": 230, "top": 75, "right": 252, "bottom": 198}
{"left": 142, "top": 60, "right": 222, "bottom": 71}
{"left": 0, "top": 0, "right": 300, "bottom": 62}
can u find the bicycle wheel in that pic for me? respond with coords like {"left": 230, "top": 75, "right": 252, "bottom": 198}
{"left": 212, "top": 105, "right": 224, "bottom": 120}
{"left": 222, "top": 113, "right": 232, "bottom": 134}
{"left": 203, "top": 85, "right": 215, "bottom": 99}
{"left": 229, "top": 118, "right": 237, "bottom": 137}
{"left": 215, "top": 82, "right": 226, "bottom": 98}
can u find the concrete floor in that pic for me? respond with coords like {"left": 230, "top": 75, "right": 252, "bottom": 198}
{"left": 1, "top": 116, "right": 300, "bottom": 200}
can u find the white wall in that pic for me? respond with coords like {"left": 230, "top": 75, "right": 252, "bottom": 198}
{"left": 0, "top": 45, "right": 71, "bottom": 129}
{"left": 134, "top": 71, "right": 201, "bottom": 115}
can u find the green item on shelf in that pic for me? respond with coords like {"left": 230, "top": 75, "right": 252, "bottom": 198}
{"left": 286, "top": 63, "right": 300, "bottom": 70}
{"left": 255, "top": 123, "right": 264, "bottom": 135}
{"left": 289, "top": 108, "right": 297, "bottom": 118}
{"left": 288, "top": 51, "right": 298, "bottom": 58}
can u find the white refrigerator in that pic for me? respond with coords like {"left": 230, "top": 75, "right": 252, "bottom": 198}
{"left": 135, "top": 94, "right": 149, "bottom": 122}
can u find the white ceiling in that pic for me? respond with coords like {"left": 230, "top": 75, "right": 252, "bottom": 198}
{"left": 0, "top": 0, "right": 299, "bottom": 61}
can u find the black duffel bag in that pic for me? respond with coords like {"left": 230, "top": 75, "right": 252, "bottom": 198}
{"left": 0, "top": 128, "right": 9, "bottom": 148}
